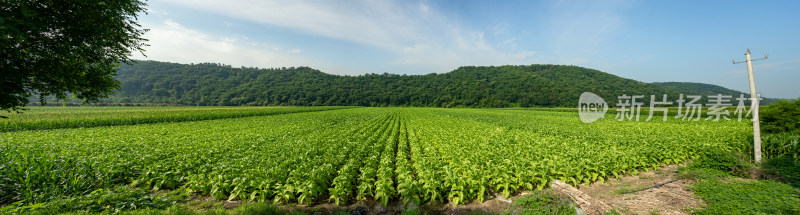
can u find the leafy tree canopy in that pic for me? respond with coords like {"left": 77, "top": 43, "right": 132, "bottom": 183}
{"left": 1, "top": 0, "right": 148, "bottom": 114}
{"left": 89, "top": 61, "right": 681, "bottom": 108}
{"left": 761, "top": 99, "right": 800, "bottom": 134}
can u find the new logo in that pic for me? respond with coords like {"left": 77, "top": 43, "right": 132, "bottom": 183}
{"left": 578, "top": 92, "right": 608, "bottom": 123}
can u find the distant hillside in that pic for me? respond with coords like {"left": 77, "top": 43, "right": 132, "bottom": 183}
{"left": 652, "top": 82, "right": 778, "bottom": 105}
{"left": 95, "top": 61, "right": 679, "bottom": 107}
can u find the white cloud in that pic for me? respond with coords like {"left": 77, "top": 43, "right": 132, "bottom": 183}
{"left": 159, "top": 0, "right": 540, "bottom": 73}
{"left": 131, "top": 19, "right": 308, "bottom": 68}
{"left": 163, "top": 0, "right": 427, "bottom": 50}
{"left": 288, "top": 49, "right": 302, "bottom": 54}
{"left": 391, "top": 29, "right": 542, "bottom": 73}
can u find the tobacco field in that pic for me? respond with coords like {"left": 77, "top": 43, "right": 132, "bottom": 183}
{"left": 0, "top": 107, "right": 751, "bottom": 207}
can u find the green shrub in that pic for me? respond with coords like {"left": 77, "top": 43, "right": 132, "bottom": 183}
{"left": 762, "top": 156, "right": 800, "bottom": 189}
{"left": 677, "top": 167, "right": 731, "bottom": 180}
{"left": 760, "top": 99, "right": 800, "bottom": 134}
{"left": 690, "top": 148, "right": 751, "bottom": 177}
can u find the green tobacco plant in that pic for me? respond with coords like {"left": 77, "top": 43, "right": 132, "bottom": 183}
{"left": 0, "top": 107, "right": 750, "bottom": 211}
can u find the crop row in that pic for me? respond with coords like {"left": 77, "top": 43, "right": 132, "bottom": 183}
{"left": 0, "top": 106, "right": 349, "bottom": 132}
{"left": 0, "top": 107, "right": 750, "bottom": 207}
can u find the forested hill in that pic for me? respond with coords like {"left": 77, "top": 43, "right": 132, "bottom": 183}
{"left": 652, "top": 82, "right": 778, "bottom": 105}
{"left": 108, "top": 60, "right": 678, "bottom": 107}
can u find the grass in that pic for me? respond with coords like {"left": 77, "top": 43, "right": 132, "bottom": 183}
{"left": 613, "top": 185, "right": 648, "bottom": 195}
{"left": 509, "top": 190, "right": 576, "bottom": 215}
{"left": 111, "top": 202, "right": 286, "bottom": 215}
{"left": 3, "top": 189, "right": 360, "bottom": 215}
{"left": 762, "top": 156, "right": 800, "bottom": 189}
{"left": 678, "top": 148, "right": 800, "bottom": 215}
{"left": 0, "top": 186, "right": 175, "bottom": 215}
{"left": 690, "top": 180, "right": 800, "bottom": 215}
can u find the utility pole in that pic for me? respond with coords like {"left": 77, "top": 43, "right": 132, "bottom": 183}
{"left": 733, "top": 49, "right": 768, "bottom": 163}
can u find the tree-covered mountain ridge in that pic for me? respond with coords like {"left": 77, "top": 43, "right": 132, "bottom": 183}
{"left": 100, "top": 60, "right": 772, "bottom": 107}
{"left": 652, "top": 82, "right": 780, "bottom": 105}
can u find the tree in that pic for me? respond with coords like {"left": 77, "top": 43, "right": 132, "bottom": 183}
{"left": 1, "top": 0, "right": 148, "bottom": 115}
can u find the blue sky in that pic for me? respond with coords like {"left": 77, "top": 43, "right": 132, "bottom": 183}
{"left": 133, "top": 0, "right": 800, "bottom": 99}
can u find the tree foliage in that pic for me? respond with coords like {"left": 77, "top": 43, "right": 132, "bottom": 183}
{"left": 761, "top": 99, "right": 800, "bottom": 134}
{"left": 0, "top": 0, "right": 148, "bottom": 113}
{"left": 101, "top": 61, "right": 679, "bottom": 107}
{"left": 652, "top": 82, "right": 779, "bottom": 105}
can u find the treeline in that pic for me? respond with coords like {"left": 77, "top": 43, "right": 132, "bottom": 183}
{"left": 102, "top": 61, "right": 680, "bottom": 107}
{"left": 652, "top": 82, "right": 779, "bottom": 105}
{"left": 761, "top": 99, "right": 800, "bottom": 134}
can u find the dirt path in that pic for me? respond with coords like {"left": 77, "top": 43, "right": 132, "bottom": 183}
{"left": 578, "top": 165, "right": 704, "bottom": 215}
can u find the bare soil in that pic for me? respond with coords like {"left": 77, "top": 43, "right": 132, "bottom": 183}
{"left": 578, "top": 164, "right": 704, "bottom": 215}
{"left": 275, "top": 195, "right": 519, "bottom": 215}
